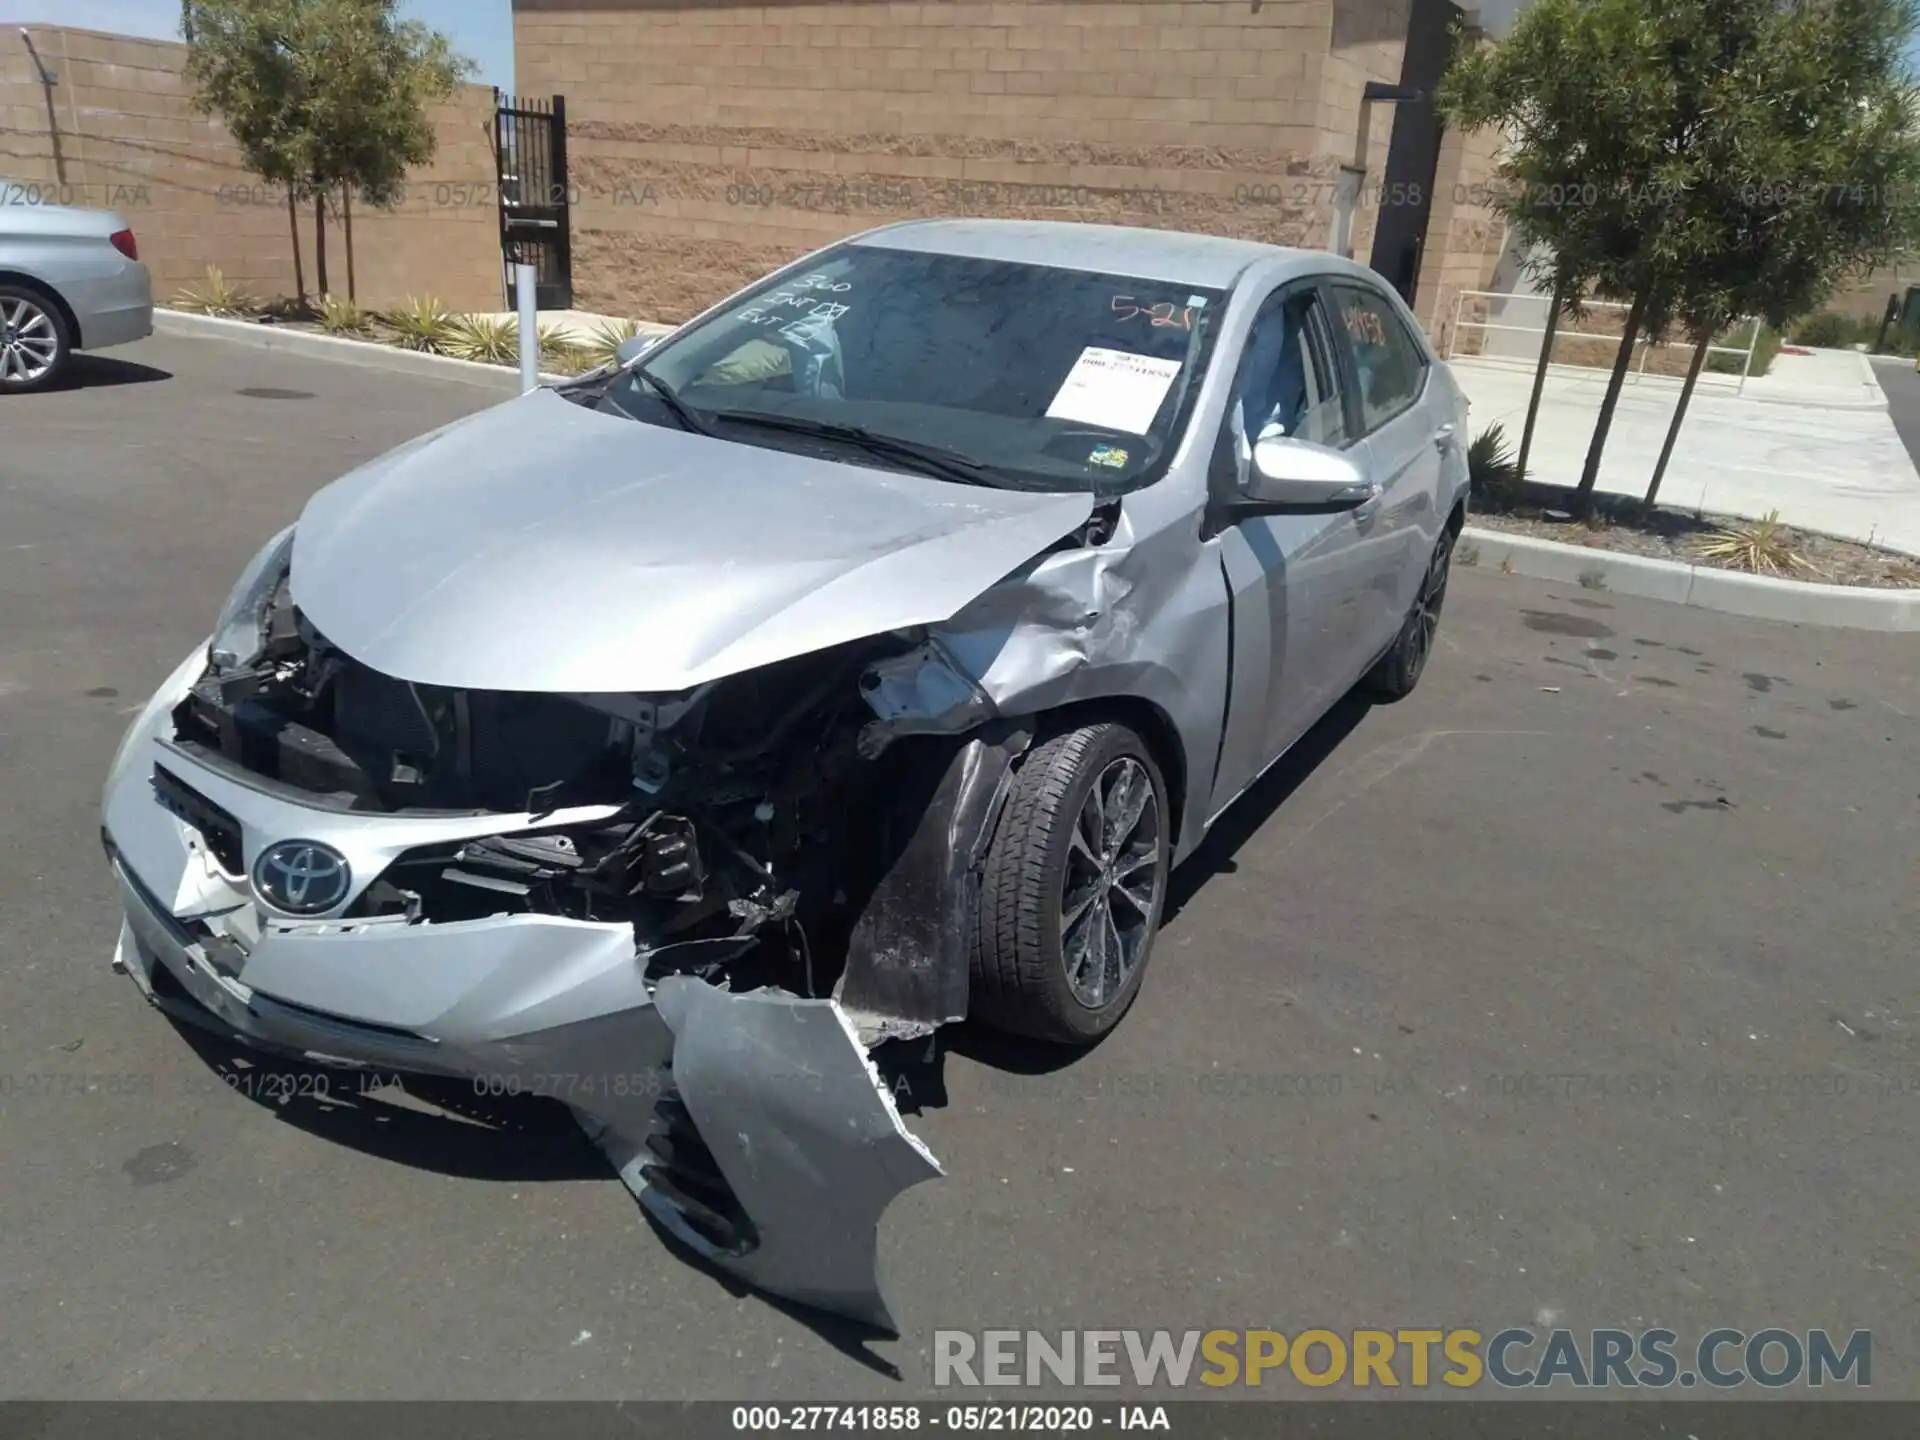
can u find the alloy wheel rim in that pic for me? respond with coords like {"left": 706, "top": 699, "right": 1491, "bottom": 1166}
{"left": 0, "top": 298, "right": 58, "bottom": 383}
{"left": 1408, "top": 534, "right": 1452, "bottom": 676}
{"left": 1060, "top": 755, "right": 1162, "bottom": 1010}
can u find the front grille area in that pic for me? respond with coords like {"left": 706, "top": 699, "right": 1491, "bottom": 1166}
{"left": 152, "top": 765, "right": 245, "bottom": 875}
{"left": 316, "top": 660, "right": 625, "bottom": 812}
{"left": 332, "top": 663, "right": 439, "bottom": 763}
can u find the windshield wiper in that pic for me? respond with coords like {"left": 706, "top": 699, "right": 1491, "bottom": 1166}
{"left": 711, "top": 411, "right": 997, "bottom": 488}
{"left": 631, "top": 368, "right": 713, "bottom": 437}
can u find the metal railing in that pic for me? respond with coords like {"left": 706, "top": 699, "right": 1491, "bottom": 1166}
{"left": 1446, "top": 290, "right": 1764, "bottom": 395}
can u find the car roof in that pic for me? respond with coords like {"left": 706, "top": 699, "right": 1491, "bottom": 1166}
{"left": 850, "top": 218, "right": 1315, "bottom": 291}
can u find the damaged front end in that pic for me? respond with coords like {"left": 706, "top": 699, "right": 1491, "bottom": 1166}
{"left": 176, "top": 564, "right": 1025, "bottom": 1028}
{"left": 112, "top": 561, "right": 1035, "bottom": 1333}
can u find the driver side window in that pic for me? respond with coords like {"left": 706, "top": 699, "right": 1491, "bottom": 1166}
{"left": 1215, "top": 287, "right": 1349, "bottom": 493}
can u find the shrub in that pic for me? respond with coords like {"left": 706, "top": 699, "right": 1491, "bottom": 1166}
{"left": 381, "top": 296, "right": 457, "bottom": 353}
{"left": 1693, "top": 510, "right": 1815, "bottom": 576}
{"left": 582, "top": 317, "right": 642, "bottom": 370}
{"left": 317, "top": 295, "right": 372, "bottom": 336}
{"left": 444, "top": 314, "right": 519, "bottom": 364}
{"left": 172, "top": 266, "right": 259, "bottom": 318}
{"left": 537, "top": 322, "right": 594, "bottom": 374}
{"left": 1706, "top": 321, "right": 1780, "bottom": 377}
{"left": 1788, "top": 311, "right": 1878, "bottom": 349}
{"left": 1466, "top": 421, "right": 1525, "bottom": 508}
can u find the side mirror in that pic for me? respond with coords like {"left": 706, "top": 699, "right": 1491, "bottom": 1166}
{"left": 1246, "top": 435, "right": 1381, "bottom": 508}
{"left": 615, "top": 333, "right": 657, "bottom": 367}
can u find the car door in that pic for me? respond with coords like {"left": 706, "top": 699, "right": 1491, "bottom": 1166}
{"left": 1321, "top": 280, "right": 1450, "bottom": 666}
{"left": 1205, "top": 280, "right": 1384, "bottom": 819}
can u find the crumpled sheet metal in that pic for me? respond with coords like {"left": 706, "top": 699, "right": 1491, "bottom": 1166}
{"left": 598, "top": 976, "right": 941, "bottom": 1334}
{"left": 861, "top": 506, "right": 1234, "bottom": 863}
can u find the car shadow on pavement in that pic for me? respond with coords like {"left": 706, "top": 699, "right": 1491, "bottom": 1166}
{"left": 165, "top": 1012, "right": 607, "bottom": 1182}
{"left": 42, "top": 355, "right": 173, "bottom": 390}
{"left": 1161, "top": 687, "right": 1375, "bottom": 926}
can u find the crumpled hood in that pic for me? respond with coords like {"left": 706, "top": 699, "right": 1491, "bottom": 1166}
{"left": 290, "top": 388, "right": 1095, "bottom": 693}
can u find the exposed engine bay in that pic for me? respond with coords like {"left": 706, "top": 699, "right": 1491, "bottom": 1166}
{"left": 164, "top": 560, "right": 1046, "bottom": 1047}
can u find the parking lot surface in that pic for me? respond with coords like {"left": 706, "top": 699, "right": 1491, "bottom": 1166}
{"left": 3, "top": 335, "right": 1918, "bottom": 1398}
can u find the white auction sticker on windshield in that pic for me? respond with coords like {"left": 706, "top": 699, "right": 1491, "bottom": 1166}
{"left": 1044, "top": 347, "right": 1184, "bottom": 435}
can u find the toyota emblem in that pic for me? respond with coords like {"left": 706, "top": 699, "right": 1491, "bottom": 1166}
{"left": 253, "top": 840, "right": 351, "bottom": 914}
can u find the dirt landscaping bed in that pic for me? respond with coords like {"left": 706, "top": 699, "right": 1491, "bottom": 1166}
{"left": 1469, "top": 486, "right": 1920, "bottom": 589}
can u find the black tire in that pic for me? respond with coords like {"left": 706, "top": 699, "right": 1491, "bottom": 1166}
{"left": 0, "top": 283, "right": 72, "bottom": 393}
{"left": 971, "top": 721, "right": 1170, "bottom": 1045}
{"left": 1364, "top": 524, "right": 1456, "bottom": 700}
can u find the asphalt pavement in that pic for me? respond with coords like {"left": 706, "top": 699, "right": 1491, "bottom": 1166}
{"left": 1872, "top": 352, "right": 1920, "bottom": 473}
{"left": 3, "top": 335, "right": 1918, "bottom": 1399}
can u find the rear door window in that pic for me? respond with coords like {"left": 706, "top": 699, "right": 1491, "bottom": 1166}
{"left": 1328, "top": 283, "right": 1429, "bottom": 435}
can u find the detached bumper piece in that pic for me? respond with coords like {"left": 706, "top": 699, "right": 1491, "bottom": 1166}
{"left": 588, "top": 977, "right": 942, "bottom": 1335}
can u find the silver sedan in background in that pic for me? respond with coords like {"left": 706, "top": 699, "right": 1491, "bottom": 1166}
{"left": 101, "top": 219, "right": 1469, "bottom": 1329}
{"left": 1, "top": 181, "right": 153, "bottom": 391}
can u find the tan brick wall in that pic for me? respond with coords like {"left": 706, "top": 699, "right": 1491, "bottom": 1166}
{"left": 1, "top": 26, "right": 504, "bottom": 312}
{"left": 513, "top": 0, "right": 1416, "bottom": 324}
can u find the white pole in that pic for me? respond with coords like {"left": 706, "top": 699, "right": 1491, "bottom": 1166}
{"left": 1737, "top": 316, "right": 1762, "bottom": 396}
{"left": 515, "top": 261, "right": 539, "bottom": 394}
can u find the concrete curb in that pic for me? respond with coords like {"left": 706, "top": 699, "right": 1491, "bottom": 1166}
{"left": 1736, "top": 388, "right": 1886, "bottom": 413}
{"left": 1457, "top": 527, "right": 1920, "bottom": 633}
{"left": 155, "top": 309, "right": 574, "bottom": 385}
{"left": 1850, "top": 345, "right": 1881, "bottom": 396}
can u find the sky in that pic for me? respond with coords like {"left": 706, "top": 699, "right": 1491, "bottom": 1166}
{"left": 5, "top": 0, "right": 516, "bottom": 89}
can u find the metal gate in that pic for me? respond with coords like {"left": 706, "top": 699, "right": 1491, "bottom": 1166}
{"left": 494, "top": 90, "right": 572, "bottom": 310}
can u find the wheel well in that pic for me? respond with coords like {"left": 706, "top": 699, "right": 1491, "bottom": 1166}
{"left": 1029, "top": 696, "right": 1188, "bottom": 850}
{"left": 1446, "top": 494, "right": 1468, "bottom": 536}
{"left": 0, "top": 271, "right": 80, "bottom": 347}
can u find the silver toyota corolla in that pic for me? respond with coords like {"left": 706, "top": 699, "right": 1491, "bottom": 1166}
{"left": 102, "top": 219, "right": 1469, "bottom": 1329}
{"left": 1, "top": 182, "right": 154, "bottom": 391}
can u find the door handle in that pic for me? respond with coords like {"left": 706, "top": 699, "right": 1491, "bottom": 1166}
{"left": 1433, "top": 422, "right": 1457, "bottom": 450}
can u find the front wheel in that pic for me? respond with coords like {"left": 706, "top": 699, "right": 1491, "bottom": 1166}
{"left": 970, "top": 722, "right": 1170, "bottom": 1045}
{"left": 0, "top": 285, "right": 71, "bottom": 393}
{"left": 1364, "top": 525, "right": 1455, "bottom": 700}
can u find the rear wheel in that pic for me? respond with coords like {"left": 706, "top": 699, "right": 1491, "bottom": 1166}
{"left": 0, "top": 285, "right": 71, "bottom": 393}
{"left": 1364, "top": 524, "right": 1455, "bottom": 700}
{"left": 971, "top": 722, "right": 1170, "bottom": 1045}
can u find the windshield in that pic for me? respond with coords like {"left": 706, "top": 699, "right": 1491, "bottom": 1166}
{"left": 597, "top": 243, "right": 1227, "bottom": 493}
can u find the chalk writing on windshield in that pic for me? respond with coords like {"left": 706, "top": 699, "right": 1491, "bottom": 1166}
{"left": 1111, "top": 296, "right": 1196, "bottom": 330}
{"left": 738, "top": 294, "right": 853, "bottom": 328}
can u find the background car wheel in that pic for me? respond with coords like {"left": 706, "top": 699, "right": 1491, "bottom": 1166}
{"left": 971, "top": 721, "right": 1170, "bottom": 1045}
{"left": 1364, "top": 524, "right": 1456, "bottom": 701}
{"left": 0, "top": 285, "right": 72, "bottom": 393}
